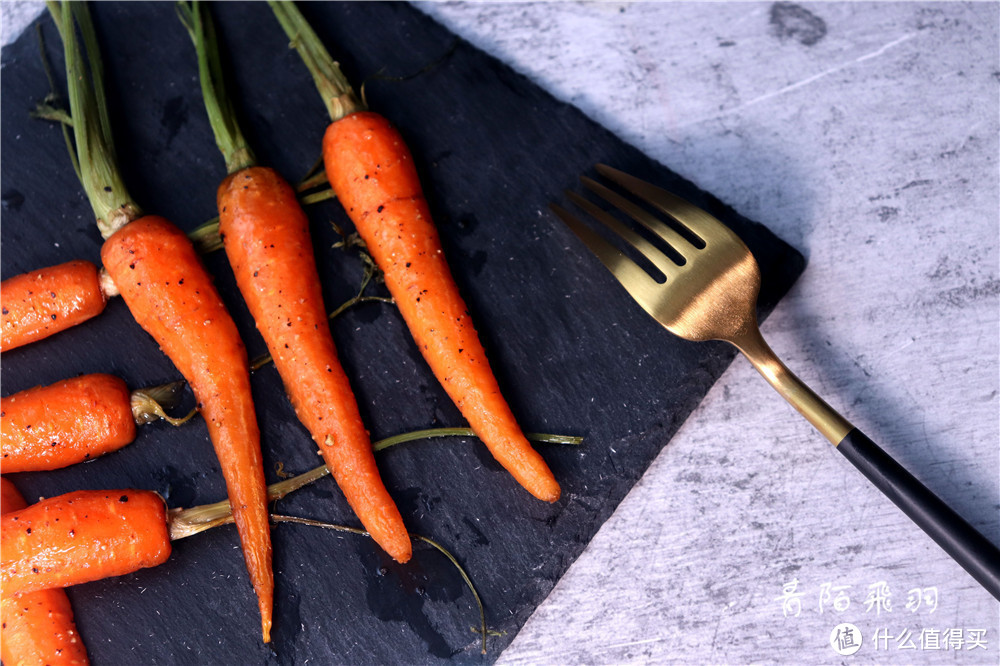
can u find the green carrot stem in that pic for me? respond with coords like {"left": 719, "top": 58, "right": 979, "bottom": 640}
{"left": 374, "top": 428, "right": 584, "bottom": 452}
{"left": 187, "top": 217, "right": 224, "bottom": 254}
{"left": 169, "top": 427, "right": 580, "bottom": 539}
{"left": 168, "top": 424, "right": 575, "bottom": 653}
{"left": 325, "top": 294, "right": 392, "bottom": 322}
{"left": 296, "top": 167, "right": 329, "bottom": 193}
{"left": 70, "top": 2, "right": 114, "bottom": 151}
{"left": 299, "top": 188, "right": 336, "bottom": 206}
{"left": 177, "top": 1, "right": 255, "bottom": 174}
{"left": 46, "top": 1, "right": 141, "bottom": 238}
{"left": 266, "top": 1, "right": 364, "bottom": 122}
{"left": 169, "top": 424, "right": 577, "bottom": 646}
{"left": 33, "top": 24, "right": 83, "bottom": 185}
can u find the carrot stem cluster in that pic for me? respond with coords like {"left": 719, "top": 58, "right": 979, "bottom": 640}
{"left": 177, "top": 2, "right": 255, "bottom": 174}
{"left": 45, "top": 1, "right": 140, "bottom": 238}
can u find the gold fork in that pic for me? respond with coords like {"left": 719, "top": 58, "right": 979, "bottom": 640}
{"left": 551, "top": 164, "right": 999, "bottom": 599}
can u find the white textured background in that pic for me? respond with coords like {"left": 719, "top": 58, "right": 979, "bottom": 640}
{"left": 3, "top": 2, "right": 998, "bottom": 664}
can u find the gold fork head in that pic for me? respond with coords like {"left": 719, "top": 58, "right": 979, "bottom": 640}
{"left": 553, "top": 165, "right": 854, "bottom": 444}
{"left": 552, "top": 164, "right": 762, "bottom": 344}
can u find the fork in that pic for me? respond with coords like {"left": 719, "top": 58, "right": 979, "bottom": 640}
{"left": 551, "top": 164, "right": 1000, "bottom": 600}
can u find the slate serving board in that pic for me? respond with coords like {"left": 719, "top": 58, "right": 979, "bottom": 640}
{"left": 0, "top": 2, "right": 805, "bottom": 663}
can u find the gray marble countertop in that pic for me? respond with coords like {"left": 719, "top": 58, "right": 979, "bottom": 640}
{"left": 3, "top": 2, "right": 998, "bottom": 664}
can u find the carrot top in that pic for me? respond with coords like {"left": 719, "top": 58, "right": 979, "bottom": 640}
{"left": 176, "top": 2, "right": 255, "bottom": 174}
{"left": 266, "top": 1, "right": 364, "bottom": 123}
{"left": 45, "top": 1, "right": 140, "bottom": 238}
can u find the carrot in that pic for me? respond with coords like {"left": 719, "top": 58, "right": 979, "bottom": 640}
{"left": 1, "top": 374, "right": 134, "bottom": 474}
{"left": 0, "top": 374, "right": 191, "bottom": 474}
{"left": 1, "top": 478, "right": 90, "bottom": 666}
{"left": 179, "top": 2, "right": 410, "bottom": 562}
{"left": 0, "top": 469, "right": 329, "bottom": 599}
{"left": 46, "top": 2, "right": 273, "bottom": 641}
{"left": 100, "top": 216, "right": 273, "bottom": 638}
{"left": 1, "top": 488, "right": 171, "bottom": 599}
{"left": 269, "top": 2, "right": 560, "bottom": 502}
{"left": 0, "top": 260, "right": 114, "bottom": 352}
{"left": 218, "top": 169, "right": 411, "bottom": 562}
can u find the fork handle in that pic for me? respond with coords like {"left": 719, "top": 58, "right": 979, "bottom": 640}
{"left": 737, "top": 331, "right": 1000, "bottom": 599}
{"left": 838, "top": 428, "right": 1000, "bottom": 600}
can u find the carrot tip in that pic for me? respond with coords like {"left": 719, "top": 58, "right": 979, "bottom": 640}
{"left": 392, "top": 547, "right": 413, "bottom": 565}
{"left": 534, "top": 482, "right": 562, "bottom": 504}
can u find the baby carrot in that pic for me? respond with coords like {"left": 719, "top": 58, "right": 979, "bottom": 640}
{"left": 0, "top": 260, "right": 113, "bottom": 351}
{"left": 180, "top": 2, "right": 410, "bottom": 562}
{"left": 47, "top": 2, "right": 273, "bottom": 641}
{"left": 100, "top": 216, "right": 273, "bottom": 638}
{"left": 1, "top": 488, "right": 171, "bottom": 598}
{"left": 1, "top": 374, "right": 135, "bottom": 474}
{"left": 1, "top": 478, "right": 90, "bottom": 666}
{"left": 218, "top": 170, "right": 411, "bottom": 562}
{"left": 0, "top": 374, "right": 190, "bottom": 474}
{"left": 269, "top": 2, "right": 560, "bottom": 502}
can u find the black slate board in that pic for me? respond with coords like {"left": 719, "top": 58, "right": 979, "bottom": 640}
{"left": 0, "top": 2, "right": 805, "bottom": 664}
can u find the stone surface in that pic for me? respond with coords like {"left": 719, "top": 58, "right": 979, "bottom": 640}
{"left": 4, "top": 2, "right": 998, "bottom": 664}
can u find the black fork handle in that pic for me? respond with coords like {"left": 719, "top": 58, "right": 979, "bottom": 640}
{"left": 837, "top": 428, "right": 1000, "bottom": 600}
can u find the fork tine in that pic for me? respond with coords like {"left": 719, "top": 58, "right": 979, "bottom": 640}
{"left": 580, "top": 175, "right": 698, "bottom": 259}
{"left": 564, "top": 190, "right": 682, "bottom": 281}
{"left": 549, "top": 202, "right": 662, "bottom": 306}
{"left": 595, "top": 164, "right": 723, "bottom": 244}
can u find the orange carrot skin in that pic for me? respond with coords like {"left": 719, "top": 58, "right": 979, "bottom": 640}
{"left": 1, "top": 479, "right": 90, "bottom": 666}
{"left": 218, "top": 167, "right": 411, "bottom": 563}
{"left": 323, "top": 112, "right": 560, "bottom": 503}
{"left": 1, "top": 488, "right": 170, "bottom": 598}
{"left": 100, "top": 215, "right": 273, "bottom": 642}
{"left": 1, "top": 260, "right": 107, "bottom": 351}
{"left": 1, "top": 374, "right": 136, "bottom": 474}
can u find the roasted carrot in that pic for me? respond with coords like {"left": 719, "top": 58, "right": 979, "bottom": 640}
{"left": 2, "top": 374, "right": 133, "bottom": 474}
{"left": 0, "top": 260, "right": 114, "bottom": 351}
{"left": 1, "top": 488, "right": 170, "bottom": 598}
{"left": 0, "top": 374, "right": 190, "bottom": 474}
{"left": 217, "top": 170, "right": 411, "bottom": 562}
{"left": 179, "top": 2, "right": 410, "bottom": 562}
{"left": 45, "top": 2, "right": 273, "bottom": 641}
{"left": 1, "top": 489, "right": 170, "bottom": 598}
{"left": 269, "top": 2, "right": 560, "bottom": 502}
{"left": 1, "top": 478, "right": 90, "bottom": 666}
{"left": 100, "top": 216, "right": 273, "bottom": 638}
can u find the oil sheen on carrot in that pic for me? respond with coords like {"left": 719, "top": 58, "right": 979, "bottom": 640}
{"left": 1, "top": 374, "right": 136, "bottom": 474}
{"left": 323, "top": 111, "right": 560, "bottom": 502}
{"left": 1, "top": 260, "right": 107, "bottom": 351}
{"left": 1, "top": 478, "right": 90, "bottom": 666}
{"left": 100, "top": 215, "right": 274, "bottom": 641}
{"left": 1, "top": 489, "right": 171, "bottom": 598}
{"left": 218, "top": 167, "right": 412, "bottom": 562}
